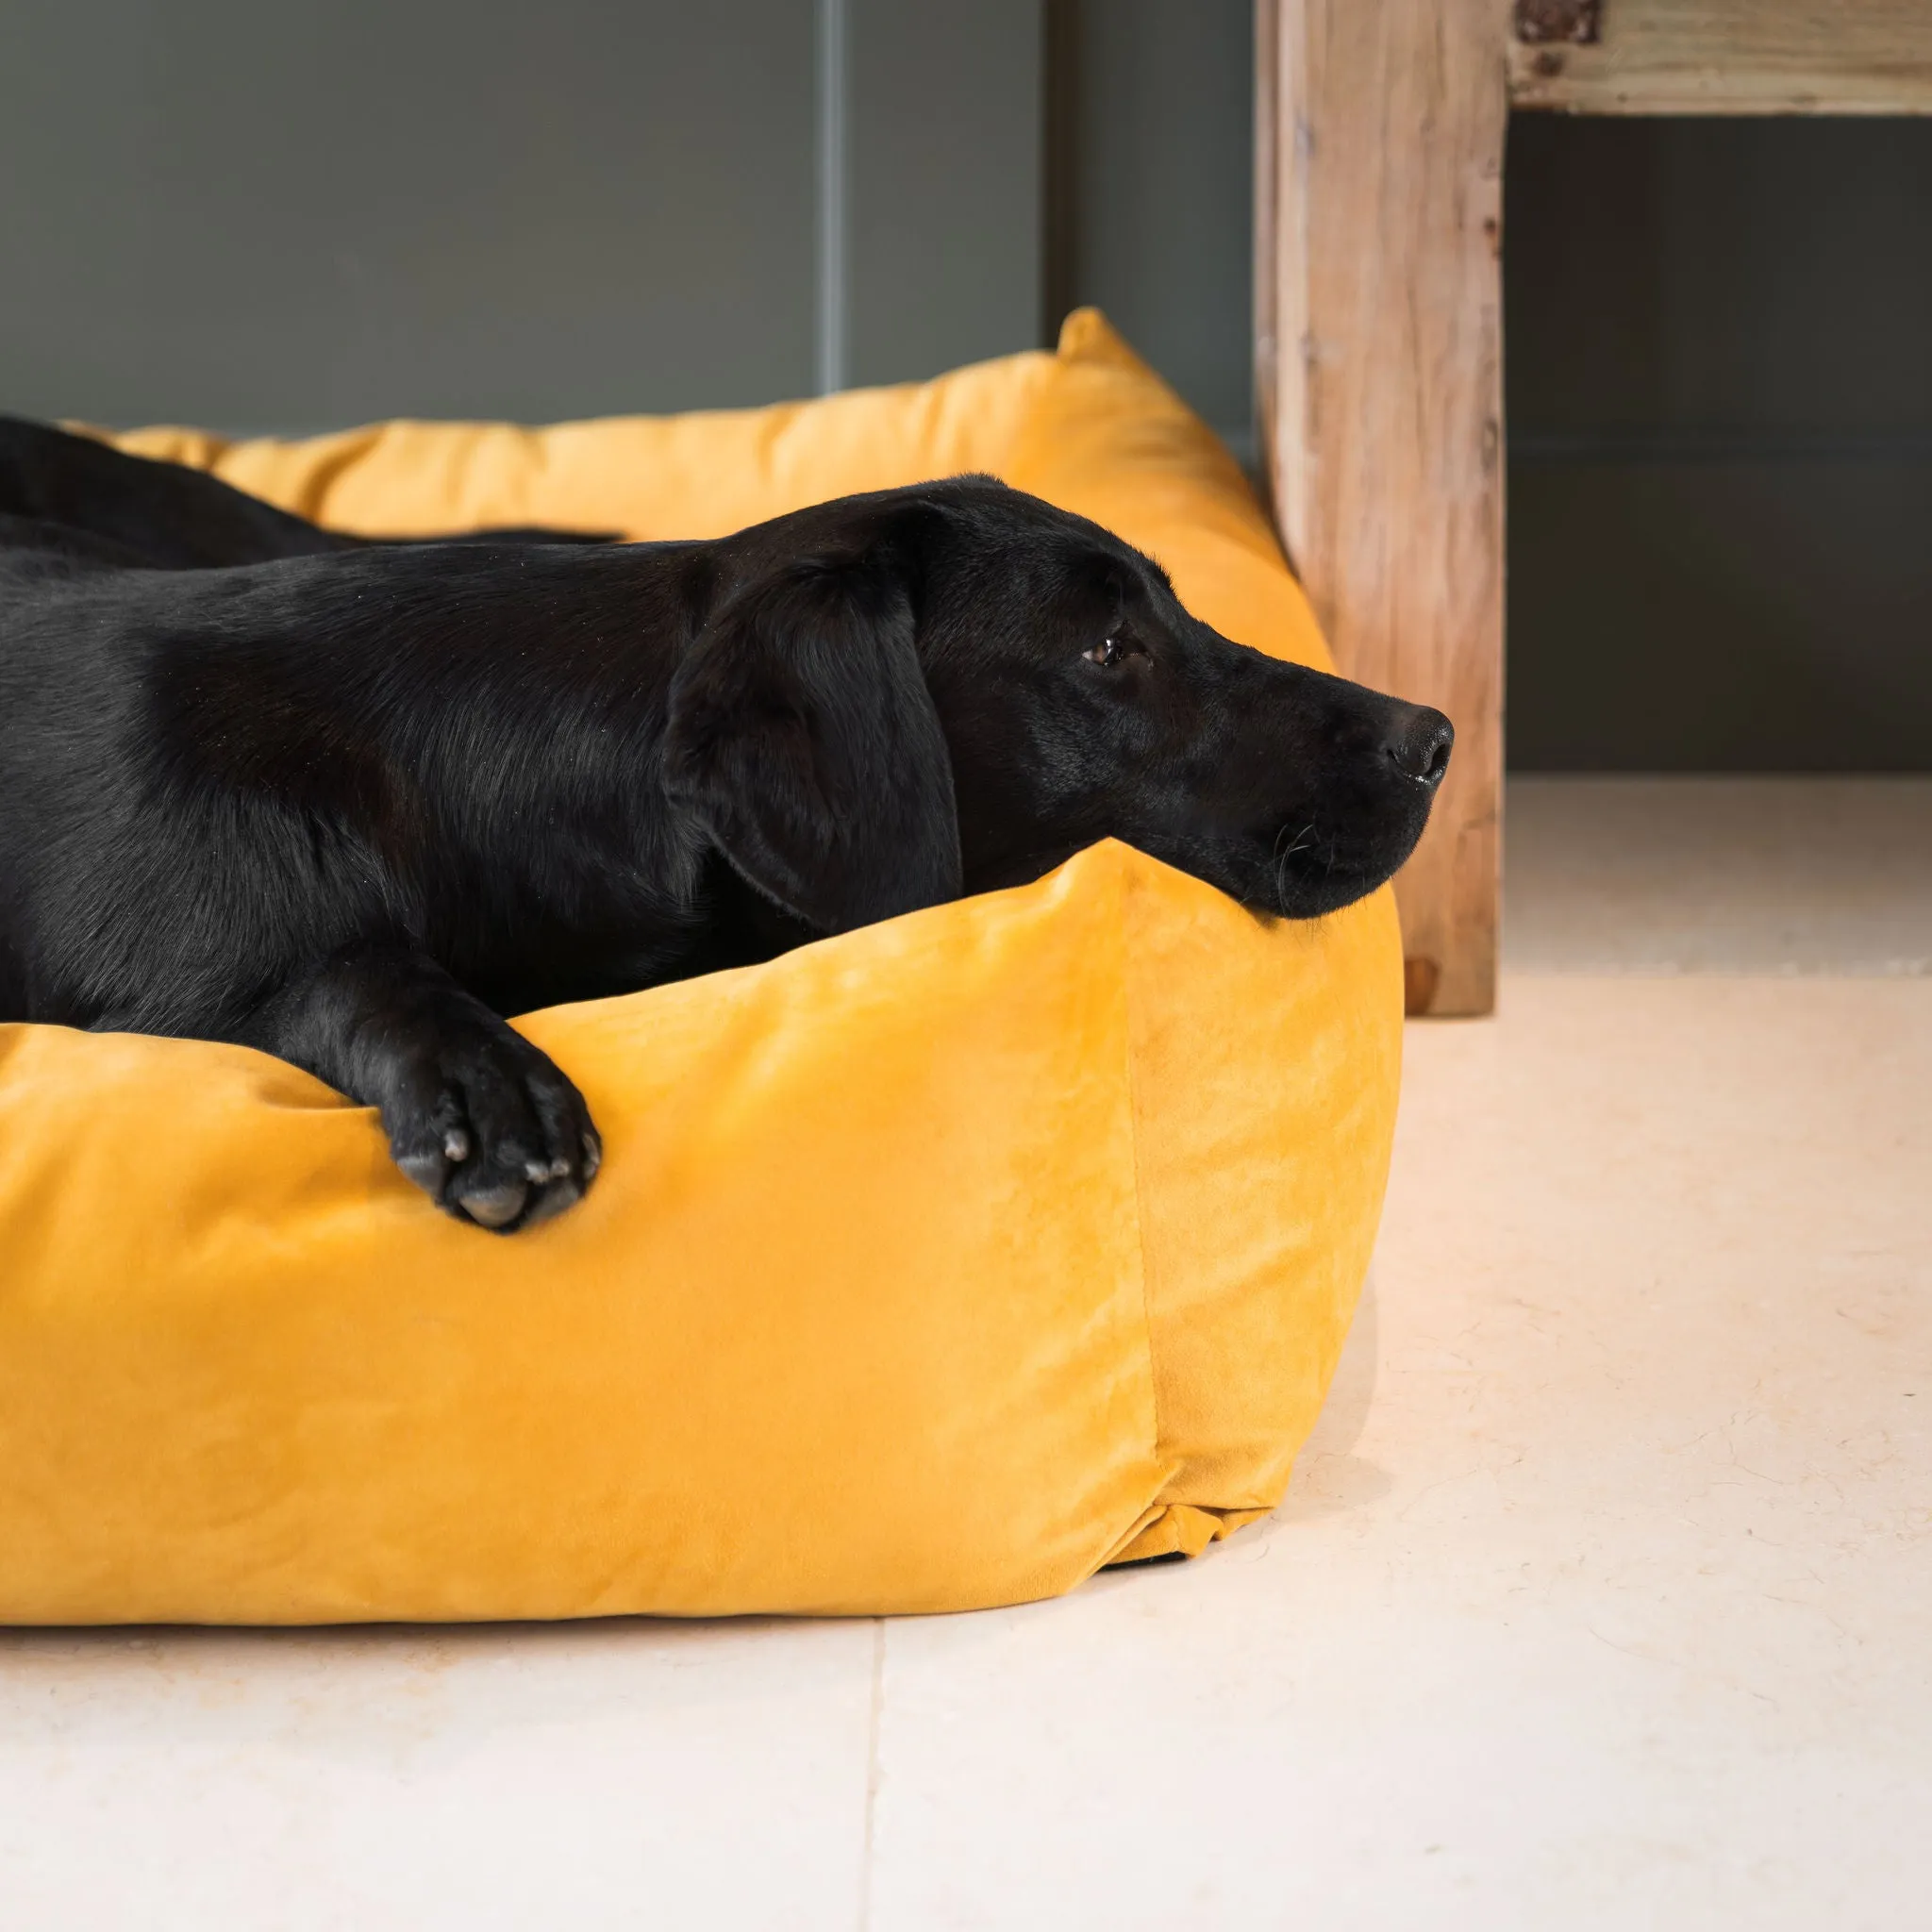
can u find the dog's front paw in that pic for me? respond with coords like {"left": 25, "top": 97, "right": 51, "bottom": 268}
{"left": 384, "top": 1025, "right": 602, "bottom": 1233}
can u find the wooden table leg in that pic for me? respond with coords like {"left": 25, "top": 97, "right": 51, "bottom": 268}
{"left": 1257, "top": 0, "right": 1511, "bottom": 1016}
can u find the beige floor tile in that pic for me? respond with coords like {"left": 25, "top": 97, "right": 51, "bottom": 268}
{"left": 867, "top": 976, "right": 1932, "bottom": 1929}
{"left": 0, "top": 1617, "right": 877, "bottom": 1931}
{"left": 1506, "top": 776, "right": 1932, "bottom": 975}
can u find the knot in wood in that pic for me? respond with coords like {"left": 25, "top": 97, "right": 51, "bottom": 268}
{"left": 1513, "top": 0, "right": 1601, "bottom": 44}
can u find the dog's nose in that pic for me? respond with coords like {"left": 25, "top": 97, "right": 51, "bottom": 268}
{"left": 1385, "top": 707, "right": 1454, "bottom": 788}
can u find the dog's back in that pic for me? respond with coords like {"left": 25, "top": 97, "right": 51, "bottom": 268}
{"left": 0, "top": 416, "right": 365, "bottom": 569}
{"left": 0, "top": 417, "right": 613, "bottom": 569}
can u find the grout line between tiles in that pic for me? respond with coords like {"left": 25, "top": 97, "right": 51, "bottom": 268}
{"left": 856, "top": 1616, "right": 886, "bottom": 1932}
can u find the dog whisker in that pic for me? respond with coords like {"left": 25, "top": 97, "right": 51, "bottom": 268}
{"left": 1274, "top": 820, "right": 1317, "bottom": 915}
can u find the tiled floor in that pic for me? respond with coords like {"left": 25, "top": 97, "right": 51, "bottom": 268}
{"left": 1505, "top": 775, "right": 1932, "bottom": 975}
{"left": 5, "top": 780, "right": 1929, "bottom": 1929}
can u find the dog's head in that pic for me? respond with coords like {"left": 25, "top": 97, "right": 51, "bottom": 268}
{"left": 664, "top": 476, "right": 1451, "bottom": 933}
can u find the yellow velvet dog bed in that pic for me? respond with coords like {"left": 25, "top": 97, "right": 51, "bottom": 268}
{"left": 0, "top": 313, "right": 1402, "bottom": 1623}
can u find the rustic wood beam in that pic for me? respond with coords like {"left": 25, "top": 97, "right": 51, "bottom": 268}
{"left": 1510, "top": 0, "right": 1932, "bottom": 115}
{"left": 1257, "top": 0, "right": 1513, "bottom": 1016}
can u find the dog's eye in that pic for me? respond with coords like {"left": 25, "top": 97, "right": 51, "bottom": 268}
{"left": 1083, "top": 634, "right": 1136, "bottom": 669}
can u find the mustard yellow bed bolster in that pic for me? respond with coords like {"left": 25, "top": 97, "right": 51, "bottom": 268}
{"left": 3, "top": 313, "right": 1404, "bottom": 1622}
{"left": 0, "top": 847, "right": 1398, "bottom": 1622}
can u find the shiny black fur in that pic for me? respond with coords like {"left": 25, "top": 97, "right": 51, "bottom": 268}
{"left": 0, "top": 414, "right": 612, "bottom": 565}
{"left": 0, "top": 422, "right": 1451, "bottom": 1232}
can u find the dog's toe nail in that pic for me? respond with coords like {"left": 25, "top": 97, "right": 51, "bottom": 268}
{"left": 443, "top": 1129, "right": 471, "bottom": 1162}
{"left": 523, "top": 1158, "right": 553, "bottom": 1184}
{"left": 581, "top": 1133, "right": 603, "bottom": 1179}
{"left": 461, "top": 1181, "right": 527, "bottom": 1229}
{"left": 547, "top": 1157, "right": 573, "bottom": 1180}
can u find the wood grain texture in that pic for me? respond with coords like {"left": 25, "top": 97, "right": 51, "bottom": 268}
{"left": 1257, "top": 0, "right": 1512, "bottom": 1015}
{"left": 1510, "top": 0, "right": 1932, "bottom": 114}
{"left": 1254, "top": 0, "right": 1281, "bottom": 529}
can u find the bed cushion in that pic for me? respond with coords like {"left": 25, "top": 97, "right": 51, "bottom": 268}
{"left": 0, "top": 312, "right": 1403, "bottom": 1621}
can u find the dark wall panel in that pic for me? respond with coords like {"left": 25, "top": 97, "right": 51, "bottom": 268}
{"left": 1506, "top": 116, "right": 1932, "bottom": 772}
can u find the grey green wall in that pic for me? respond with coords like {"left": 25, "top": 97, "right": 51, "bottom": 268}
{"left": 0, "top": 0, "right": 1252, "bottom": 443}
{"left": 0, "top": 0, "right": 1044, "bottom": 432}
{"left": 1046, "top": 0, "right": 1255, "bottom": 458}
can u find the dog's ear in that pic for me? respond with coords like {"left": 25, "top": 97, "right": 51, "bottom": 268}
{"left": 663, "top": 554, "right": 962, "bottom": 932}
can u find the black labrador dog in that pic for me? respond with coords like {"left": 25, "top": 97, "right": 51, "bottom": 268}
{"left": 0, "top": 419, "right": 1451, "bottom": 1232}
